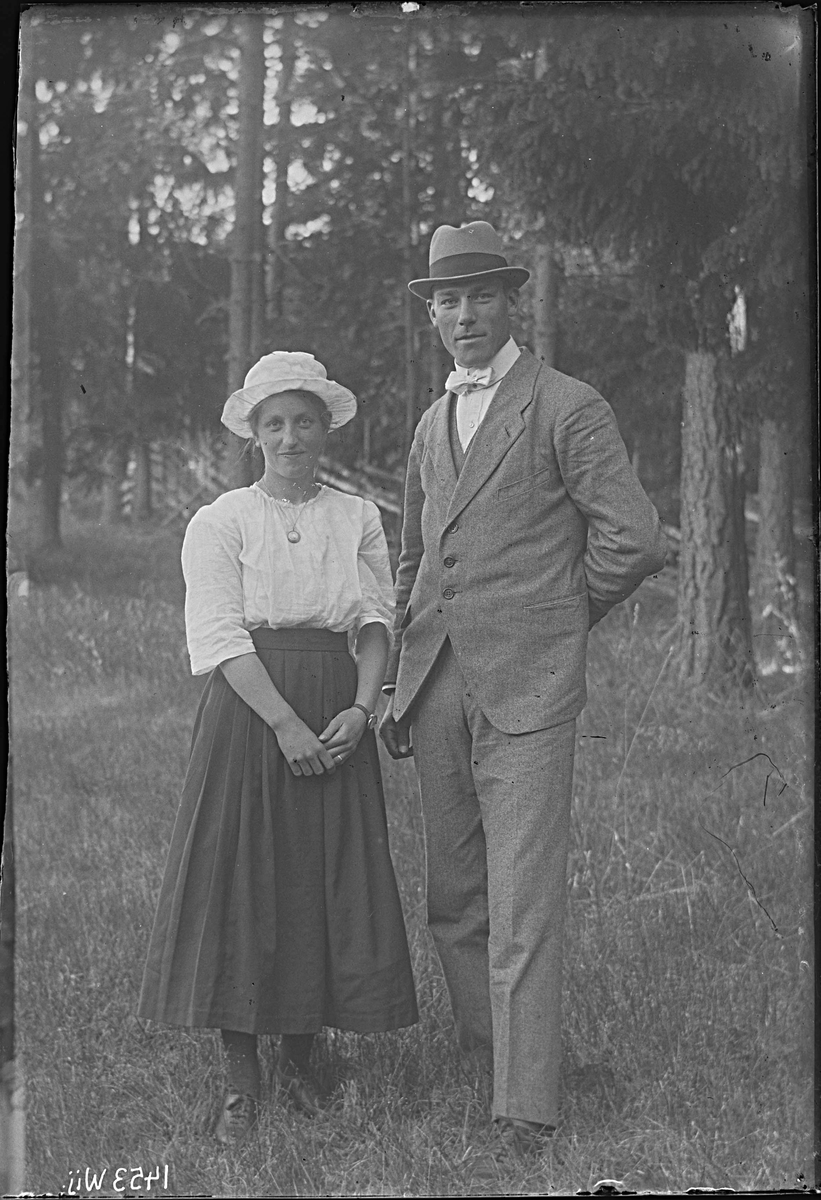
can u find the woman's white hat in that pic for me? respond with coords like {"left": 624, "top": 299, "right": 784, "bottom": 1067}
{"left": 221, "top": 351, "right": 358, "bottom": 437}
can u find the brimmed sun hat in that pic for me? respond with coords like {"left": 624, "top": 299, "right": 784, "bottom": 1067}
{"left": 221, "top": 351, "right": 358, "bottom": 437}
{"left": 408, "top": 221, "right": 530, "bottom": 300}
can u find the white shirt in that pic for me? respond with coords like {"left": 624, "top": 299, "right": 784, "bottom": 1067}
{"left": 182, "top": 484, "right": 395, "bottom": 676}
{"left": 455, "top": 337, "right": 521, "bottom": 449}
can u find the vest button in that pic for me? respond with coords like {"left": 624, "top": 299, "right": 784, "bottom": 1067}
{"left": 443, "top": 556, "right": 456, "bottom": 568}
{"left": 442, "top": 588, "right": 455, "bottom": 600}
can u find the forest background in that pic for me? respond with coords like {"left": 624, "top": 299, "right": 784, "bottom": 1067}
{"left": 9, "top": 0, "right": 815, "bottom": 690}
{"left": 4, "top": 2, "right": 817, "bottom": 1196}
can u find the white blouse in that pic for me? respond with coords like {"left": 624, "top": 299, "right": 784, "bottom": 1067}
{"left": 181, "top": 484, "right": 395, "bottom": 676}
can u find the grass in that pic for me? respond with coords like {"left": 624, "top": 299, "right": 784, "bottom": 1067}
{"left": 9, "top": 517, "right": 814, "bottom": 1195}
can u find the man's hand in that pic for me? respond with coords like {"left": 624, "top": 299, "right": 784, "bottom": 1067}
{"left": 378, "top": 693, "right": 413, "bottom": 759}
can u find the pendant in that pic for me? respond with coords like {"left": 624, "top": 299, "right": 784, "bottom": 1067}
{"left": 287, "top": 530, "right": 301, "bottom": 544}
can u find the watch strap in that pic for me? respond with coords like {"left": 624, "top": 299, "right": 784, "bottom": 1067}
{"left": 352, "top": 702, "right": 377, "bottom": 729}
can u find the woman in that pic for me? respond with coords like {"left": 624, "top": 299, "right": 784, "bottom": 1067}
{"left": 138, "top": 352, "right": 418, "bottom": 1144}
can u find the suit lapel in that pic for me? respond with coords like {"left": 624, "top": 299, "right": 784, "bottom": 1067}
{"left": 425, "top": 393, "right": 459, "bottom": 494}
{"left": 446, "top": 350, "right": 541, "bottom": 522}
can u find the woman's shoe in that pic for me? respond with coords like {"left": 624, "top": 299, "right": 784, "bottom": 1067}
{"left": 275, "top": 1061, "right": 322, "bottom": 1117}
{"left": 497, "top": 1117, "right": 556, "bottom": 1155}
{"left": 214, "top": 1091, "right": 258, "bottom": 1145}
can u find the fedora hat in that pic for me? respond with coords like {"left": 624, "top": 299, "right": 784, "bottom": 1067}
{"left": 221, "top": 351, "right": 358, "bottom": 438}
{"left": 408, "top": 221, "right": 530, "bottom": 300}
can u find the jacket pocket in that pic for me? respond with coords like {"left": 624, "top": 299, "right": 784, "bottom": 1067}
{"left": 497, "top": 465, "right": 553, "bottom": 500}
{"left": 522, "top": 591, "right": 587, "bottom": 613}
{"left": 521, "top": 591, "right": 588, "bottom": 636}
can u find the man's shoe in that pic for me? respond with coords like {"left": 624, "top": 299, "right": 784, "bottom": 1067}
{"left": 214, "top": 1091, "right": 258, "bottom": 1146}
{"left": 468, "top": 1118, "right": 557, "bottom": 1183}
{"left": 275, "top": 1060, "right": 322, "bottom": 1117}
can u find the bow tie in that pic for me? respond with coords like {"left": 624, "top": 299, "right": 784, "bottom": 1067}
{"left": 445, "top": 366, "right": 495, "bottom": 395}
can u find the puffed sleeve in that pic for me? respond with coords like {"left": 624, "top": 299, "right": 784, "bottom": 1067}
{"left": 181, "top": 504, "right": 257, "bottom": 675}
{"left": 354, "top": 500, "right": 395, "bottom": 636}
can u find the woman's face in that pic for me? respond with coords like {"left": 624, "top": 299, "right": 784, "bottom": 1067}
{"left": 252, "top": 391, "right": 329, "bottom": 484}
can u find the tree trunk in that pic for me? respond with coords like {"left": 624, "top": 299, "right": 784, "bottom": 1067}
{"left": 28, "top": 68, "right": 62, "bottom": 550}
{"left": 226, "top": 13, "right": 266, "bottom": 490}
{"left": 677, "top": 349, "right": 754, "bottom": 690}
{"left": 428, "top": 324, "right": 449, "bottom": 406}
{"left": 100, "top": 444, "right": 128, "bottom": 524}
{"left": 753, "top": 417, "right": 801, "bottom": 675}
{"left": 531, "top": 40, "right": 561, "bottom": 372}
{"left": 11, "top": 56, "right": 34, "bottom": 563}
{"left": 266, "top": 15, "right": 295, "bottom": 335}
{"left": 531, "top": 242, "right": 560, "bottom": 368}
{"left": 426, "top": 79, "right": 457, "bottom": 406}
{"left": 401, "top": 25, "right": 418, "bottom": 465}
{"left": 30, "top": 243, "right": 63, "bottom": 551}
{"left": 431, "top": 79, "right": 463, "bottom": 224}
{"left": 131, "top": 440, "right": 152, "bottom": 522}
{"left": 249, "top": 60, "right": 268, "bottom": 364}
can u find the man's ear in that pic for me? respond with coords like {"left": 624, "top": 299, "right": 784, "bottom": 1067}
{"left": 506, "top": 288, "right": 520, "bottom": 317}
{"left": 426, "top": 298, "right": 437, "bottom": 325}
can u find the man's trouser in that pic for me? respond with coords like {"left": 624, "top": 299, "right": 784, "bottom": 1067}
{"left": 411, "top": 638, "right": 576, "bottom": 1127}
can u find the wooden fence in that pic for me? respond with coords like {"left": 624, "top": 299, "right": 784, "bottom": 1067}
{"left": 116, "top": 434, "right": 696, "bottom": 580}
{"left": 119, "top": 433, "right": 406, "bottom": 552}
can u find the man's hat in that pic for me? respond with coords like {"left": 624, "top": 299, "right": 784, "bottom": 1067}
{"left": 408, "top": 221, "right": 530, "bottom": 300}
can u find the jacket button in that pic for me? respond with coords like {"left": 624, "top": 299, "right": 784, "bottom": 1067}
{"left": 448, "top": 522, "right": 459, "bottom": 533}
{"left": 442, "top": 588, "right": 455, "bottom": 599}
{"left": 443, "top": 556, "right": 456, "bottom": 568}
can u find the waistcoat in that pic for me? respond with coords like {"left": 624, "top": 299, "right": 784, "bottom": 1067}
{"left": 448, "top": 395, "right": 466, "bottom": 478}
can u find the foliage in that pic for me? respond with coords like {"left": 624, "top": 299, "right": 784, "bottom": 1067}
{"left": 551, "top": 265, "right": 684, "bottom": 520}
{"left": 260, "top": 10, "right": 493, "bottom": 467}
{"left": 23, "top": 9, "right": 240, "bottom": 474}
{"left": 19, "top": 7, "right": 810, "bottom": 497}
{"left": 472, "top": 8, "right": 808, "bottom": 376}
{"left": 462, "top": 7, "right": 811, "bottom": 687}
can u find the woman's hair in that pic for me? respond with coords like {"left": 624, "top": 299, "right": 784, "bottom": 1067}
{"left": 247, "top": 389, "right": 333, "bottom": 436}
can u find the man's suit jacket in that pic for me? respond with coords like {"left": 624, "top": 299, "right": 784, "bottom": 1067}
{"left": 386, "top": 348, "right": 669, "bottom": 734}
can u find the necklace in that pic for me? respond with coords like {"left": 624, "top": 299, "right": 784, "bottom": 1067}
{"left": 257, "top": 478, "right": 320, "bottom": 543}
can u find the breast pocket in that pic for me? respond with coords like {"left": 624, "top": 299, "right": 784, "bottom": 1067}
{"left": 497, "top": 465, "right": 553, "bottom": 501}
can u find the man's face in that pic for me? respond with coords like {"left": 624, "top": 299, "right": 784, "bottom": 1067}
{"left": 427, "top": 278, "right": 518, "bottom": 368}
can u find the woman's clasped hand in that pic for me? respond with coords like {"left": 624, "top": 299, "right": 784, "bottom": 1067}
{"left": 275, "top": 705, "right": 368, "bottom": 776}
{"left": 316, "top": 705, "right": 369, "bottom": 767}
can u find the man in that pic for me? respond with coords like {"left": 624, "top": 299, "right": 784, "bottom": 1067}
{"left": 379, "top": 221, "right": 668, "bottom": 1149}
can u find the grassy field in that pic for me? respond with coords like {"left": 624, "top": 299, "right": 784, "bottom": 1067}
{"left": 9, "top": 517, "right": 814, "bottom": 1196}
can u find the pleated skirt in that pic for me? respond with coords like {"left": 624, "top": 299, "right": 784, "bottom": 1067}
{"left": 138, "top": 627, "right": 419, "bottom": 1035}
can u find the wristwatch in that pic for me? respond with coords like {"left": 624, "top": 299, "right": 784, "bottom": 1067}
{"left": 352, "top": 703, "right": 378, "bottom": 730}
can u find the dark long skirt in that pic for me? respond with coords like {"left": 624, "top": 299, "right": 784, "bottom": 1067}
{"left": 138, "top": 627, "right": 418, "bottom": 1035}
